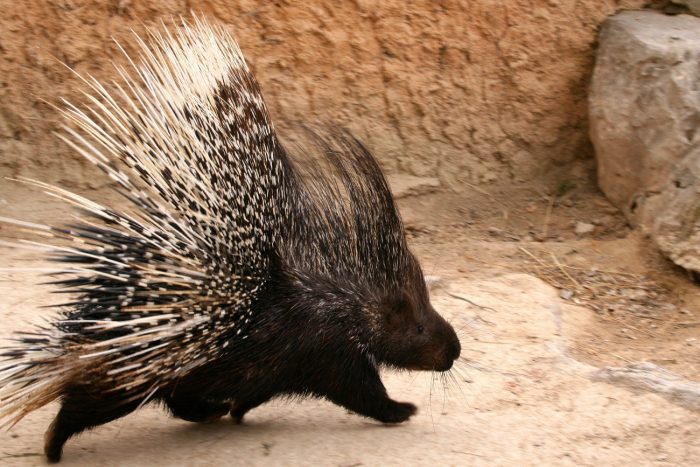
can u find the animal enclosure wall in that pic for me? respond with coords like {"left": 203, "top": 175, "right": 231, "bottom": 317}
{"left": 0, "top": 0, "right": 644, "bottom": 188}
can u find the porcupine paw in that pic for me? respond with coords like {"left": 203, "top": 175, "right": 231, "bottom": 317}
{"left": 230, "top": 407, "right": 247, "bottom": 425}
{"left": 229, "top": 396, "right": 270, "bottom": 424}
{"left": 44, "top": 427, "right": 64, "bottom": 464}
{"left": 229, "top": 402, "right": 255, "bottom": 424}
{"left": 44, "top": 418, "right": 78, "bottom": 463}
{"left": 378, "top": 401, "right": 417, "bottom": 424}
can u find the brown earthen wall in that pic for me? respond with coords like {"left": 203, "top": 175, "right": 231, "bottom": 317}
{"left": 0, "top": 0, "right": 644, "bottom": 188}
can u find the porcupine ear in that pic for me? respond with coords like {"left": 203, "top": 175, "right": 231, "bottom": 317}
{"left": 383, "top": 291, "right": 414, "bottom": 327}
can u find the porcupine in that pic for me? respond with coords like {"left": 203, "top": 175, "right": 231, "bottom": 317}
{"left": 0, "top": 17, "right": 461, "bottom": 462}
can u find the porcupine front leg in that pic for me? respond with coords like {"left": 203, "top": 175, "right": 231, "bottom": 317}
{"left": 316, "top": 358, "right": 417, "bottom": 424}
{"left": 44, "top": 389, "right": 140, "bottom": 463}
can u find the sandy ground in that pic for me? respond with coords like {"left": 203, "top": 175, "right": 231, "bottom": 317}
{"left": 0, "top": 171, "right": 699, "bottom": 465}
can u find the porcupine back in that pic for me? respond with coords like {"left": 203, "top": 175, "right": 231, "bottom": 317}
{"left": 0, "top": 17, "right": 413, "bottom": 426}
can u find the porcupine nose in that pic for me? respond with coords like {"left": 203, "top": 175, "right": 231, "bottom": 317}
{"left": 436, "top": 325, "right": 461, "bottom": 371}
{"left": 448, "top": 338, "right": 461, "bottom": 361}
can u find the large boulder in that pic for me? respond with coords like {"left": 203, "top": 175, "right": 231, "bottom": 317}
{"left": 670, "top": 1, "right": 700, "bottom": 16}
{"left": 590, "top": 10, "right": 700, "bottom": 273}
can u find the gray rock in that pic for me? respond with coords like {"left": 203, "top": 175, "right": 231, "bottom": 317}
{"left": 590, "top": 11, "right": 700, "bottom": 272}
{"left": 574, "top": 221, "right": 595, "bottom": 236}
{"left": 559, "top": 289, "right": 574, "bottom": 300}
{"left": 591, "top": 362, "right": 700, "bottom": 412}
{"left": 671, "top": 1, "right": 700, "bottom": 16}
{"left": 653, "top": 155, "right": 700, "bottom": 272}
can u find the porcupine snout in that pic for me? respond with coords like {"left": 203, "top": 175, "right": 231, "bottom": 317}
{"left": 431, "top": 312, "right": 461, "bottom": 371}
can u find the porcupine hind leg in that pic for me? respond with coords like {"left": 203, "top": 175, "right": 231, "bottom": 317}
{"left": 44, "top": 389, "right": 140, "bottom": 463}
{"left": 229, "top": 393, "right": 273, "bottom": 424}
{"left": 163, "top": 392, "right": 229, "bottom": 423}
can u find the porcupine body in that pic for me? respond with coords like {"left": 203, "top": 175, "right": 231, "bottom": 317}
{"left": 0, "top": 17, "right": 460, "bottom": 462}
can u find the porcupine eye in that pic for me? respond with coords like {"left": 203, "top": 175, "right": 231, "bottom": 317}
{"left": 416, "top": 325, "right": 424, "bottom": 334}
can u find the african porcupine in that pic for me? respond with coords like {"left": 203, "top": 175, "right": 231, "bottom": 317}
{"left": 0, "top": 17, "right": 461, "bottom": 462}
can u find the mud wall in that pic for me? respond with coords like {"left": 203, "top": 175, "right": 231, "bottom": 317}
{"left": 0, "top": 0, "right": 645, "bottom": 189}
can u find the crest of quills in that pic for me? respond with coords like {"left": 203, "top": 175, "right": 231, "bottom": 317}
{"left": 0, "top": 17, "right": 460, "bottom": 462}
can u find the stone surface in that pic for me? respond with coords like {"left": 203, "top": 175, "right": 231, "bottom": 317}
{"left": 574, "top": 221, "right": 595, "bottom": 236}
{"left": 671, "top": 1, "right": 700, "bottom": 16}
{"left": 388, "top": 175, "right": 440, "bottom": 199}
{"left": 653, "top": 156, "right": 700, "bottom": 272}
{"left": 589, "top": 10, "right": 700, "bottom": 272}
{"left": 592, "top": 362, "right": 700, "bottom": 412}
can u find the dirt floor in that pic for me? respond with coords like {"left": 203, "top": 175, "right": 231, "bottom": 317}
{"left": 0, "top": 163, "right": 698, "bottom": 466}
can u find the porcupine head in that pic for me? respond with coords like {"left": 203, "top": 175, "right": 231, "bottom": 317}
{"left": 0, "top": 16, "right": 461, "bottom": 462}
